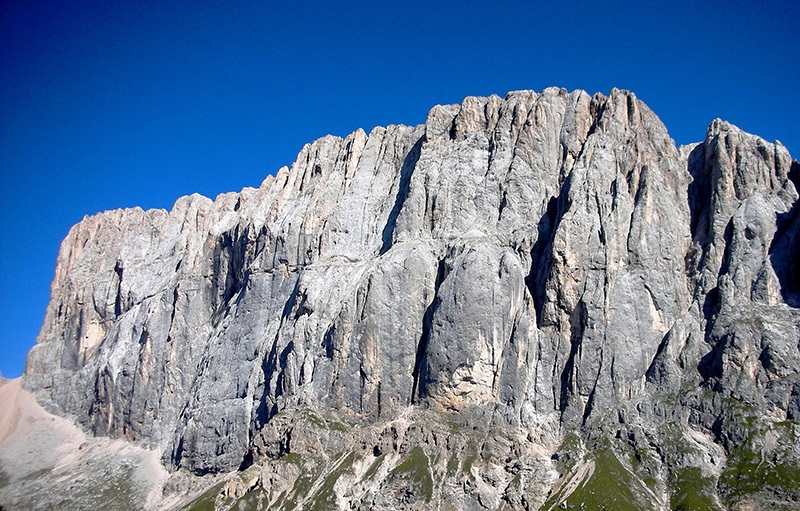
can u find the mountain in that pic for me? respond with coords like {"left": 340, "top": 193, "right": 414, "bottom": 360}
{"left": 2, "top": 87, "right": 799, "bottom": 510}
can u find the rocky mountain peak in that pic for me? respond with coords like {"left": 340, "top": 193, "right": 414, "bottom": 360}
{"left": 5, "top": 88, "right": 799, "bottom": 510}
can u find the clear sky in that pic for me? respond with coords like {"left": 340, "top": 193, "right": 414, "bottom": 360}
{"left": 1, "top": 0, "right": 798, "bottom": 378}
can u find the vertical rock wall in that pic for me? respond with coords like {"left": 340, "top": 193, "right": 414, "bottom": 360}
{"left": 24, "top": 88, "right": 800, "bottom": 483}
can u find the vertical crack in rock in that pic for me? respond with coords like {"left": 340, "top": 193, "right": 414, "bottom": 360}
{"left": 256, "top": 334, "right": 281, "bottom": 426}
{"left": 113, "top": 259, "right": 124, "bottom": 317}
{"left": 687, "top": 143, "right": 710, "bottom": 246}
{"left": 411, "top": 258, "right": 448, "bottom": 404}
{"left": 559, "top": 299, "right": 588, "bottom": 422}
{"left": 322, "top": 323, "right": 335, "bottom": 360}
{"left": 497, "top": 190, "right": 508, "bottom": 221}
{"left": 380, "top": 136, "right": 424, "bottom": 255}
{"left": 527, "top": 175, "right": 572, "bottom": 325}
{"left": 167, "top": 286, "right": 179, "bottom": 337}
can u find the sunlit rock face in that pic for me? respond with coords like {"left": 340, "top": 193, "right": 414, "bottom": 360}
{"left": 21, "top": 88, "right": 800, "bottom": 510}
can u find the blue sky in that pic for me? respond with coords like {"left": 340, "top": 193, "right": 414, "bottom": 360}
{"left": 1, "top": 0, "right": 798, "bottom": 378}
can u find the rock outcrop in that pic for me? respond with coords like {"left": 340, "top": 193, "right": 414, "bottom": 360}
{"left": 11, "top": 87, "right": 800, "bottom": 510}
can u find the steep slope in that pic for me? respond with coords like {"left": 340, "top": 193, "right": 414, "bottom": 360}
{"left": 0, "top": 377, "right": 170, "bottom": 509}
{"left": 12, "top": 87, "right": 800, "bottom": 510}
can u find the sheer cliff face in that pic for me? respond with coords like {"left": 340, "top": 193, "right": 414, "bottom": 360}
{"left": 24, "top": 88, "right": 800, "bottom": 494}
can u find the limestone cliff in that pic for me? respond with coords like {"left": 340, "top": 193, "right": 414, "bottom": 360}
{"left": 10, "top": 87, "right": 800, "bottom": 510}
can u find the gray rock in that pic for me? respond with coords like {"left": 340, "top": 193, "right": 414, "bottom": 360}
{"left": 19, "top": 88, "right": 800, "bottom": 509}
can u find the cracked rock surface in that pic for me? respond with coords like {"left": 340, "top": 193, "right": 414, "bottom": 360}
{"left": 11, "top": 87, "right": 800, "bottom": 510}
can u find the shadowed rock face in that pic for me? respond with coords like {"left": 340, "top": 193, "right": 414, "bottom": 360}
{"left": 21, "top": 88, "right": 800, "bottom": 509}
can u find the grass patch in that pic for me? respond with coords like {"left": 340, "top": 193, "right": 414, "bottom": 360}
{"left": 543, "top": 446, "right": 655, "bottom": 511}
{"left": 444, "top": 419, "right": 466, "bottom": 435}
{"left": 718, "top": 418, "right": 800, "bottom": 506}
{"left": 281, "top": 465, "right": 319, "bottom": 511}
{"left": 183, "top": 481, "right": 226, "bottom": 511}
{"left": 301, "top": 410, "right": 350, "bottom": 432}
{"left": 310, "top": 452, "right": 356, "bottom": 511}
{"left": 93, "top": 463, "right": 137, "bottom": 508}
{"left": 388, "top": 446, "right": 434, "bottom": 503}
{"left": 670, "top": 467, "right": 721, "bottom": 511}
{"left": 274, "top": 451, "right": 355, "bottom": 511}
{"left": 361, "top": 454, "right": 385, "bottom": 482}
{"left": 302, "top": 411, "right": 327, "bottom": 429}
{"left": 280, "top": 452, "right": 303, "bottom": 466}
{"left": 446, "top": 453, "right": 459, "bottom": 477}
{"left": 461, "top": 452, "right": 478, "bottom": 476}
{"left": 553, "top": 432, "right": 584, "bottom": 473}
{"left": 236, "top": 486, "right": 267, "bottom": 510}
{"left": 720, "top": 450, "right": 800, "bottom": 499}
